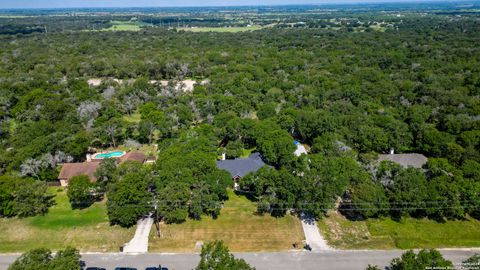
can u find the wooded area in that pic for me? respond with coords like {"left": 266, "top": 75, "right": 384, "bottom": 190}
{"left": 0, "top": 4, "right": 479, "bottom": 229}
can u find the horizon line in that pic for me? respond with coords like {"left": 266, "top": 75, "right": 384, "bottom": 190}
{"left": 0, "top": 0, "right": 471, "bottom": 11}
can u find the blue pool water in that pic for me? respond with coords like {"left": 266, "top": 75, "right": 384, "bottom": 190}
{"left": 294, "top": 140, "right": 300, "bottom": 145}
{"left": 94, "top": 151, "right": 125, "bottom": 159}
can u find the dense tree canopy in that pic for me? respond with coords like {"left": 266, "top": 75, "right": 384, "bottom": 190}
{"left": 0, "top": 6, "right": 478, "bottom": 223}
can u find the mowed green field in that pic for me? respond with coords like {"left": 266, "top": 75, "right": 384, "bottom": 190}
{"left": 318, "top": 212, "right": 480, "bottom": 249}
{"left": 179, "top": 26, "right": 263, "bottom": 32}
{"left": 149, "top": 189, "right": 305, "bottom": 252}
{"left": 0, "top": 188, "right": 134, "bottom": 252}
{"left": 101, "top": 20, "right": 152, "bottom": 31}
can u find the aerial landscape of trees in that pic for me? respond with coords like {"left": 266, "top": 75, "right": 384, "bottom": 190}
{"left": 0, "top": 3, "right": 478, "bottom": 231}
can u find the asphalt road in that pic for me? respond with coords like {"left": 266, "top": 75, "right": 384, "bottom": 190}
{"left": 0, "top": 249, "right": 478, "bottom": 270}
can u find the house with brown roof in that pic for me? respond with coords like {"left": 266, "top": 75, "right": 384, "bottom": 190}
{"left": 119, "top": 152, "right": 146, "bottom": 164}
{"left": 58, "top": 161, "right": 101, "bottom": 187}
{"left": 58, "top": 151, "right": 150, "bottom": 186}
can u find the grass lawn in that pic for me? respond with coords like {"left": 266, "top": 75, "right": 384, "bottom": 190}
{"left": 240, "top": 147, "right": 256, "bottom": 158}
{"left": 178, "top": 26, "right": 263, "bottom": 32}
{"left": 318, "top": 211, "right": 480, "bottom": 249}
{"left": 115, "top": 144, "right": 158, "bottom": 157}
{"left": 149, "top": 189, "right": 304, "bottom": 252}
{"left": 94, "top": 20, "right": 153, "bottom": 32}
{"left": 0, "top": 188, "right": 134, "bottom": 252}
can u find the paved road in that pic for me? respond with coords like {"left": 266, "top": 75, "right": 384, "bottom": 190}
{"left": 300, "top": 215, "right": 332, "bottom": 251}
{"left": 123, "top": 217, "right": 154, "bottom": 253}
{"left": 1, "top": 250, "right": 478, "bottom": 270}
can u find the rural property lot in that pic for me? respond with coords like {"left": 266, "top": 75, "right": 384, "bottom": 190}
{"left": 318, "top": 212, "right": 480, "bottom": 250}
{"left": 0, "top": 188, "right": 134, "bottom": 253}
{"left": 149, "top": 189, "right": 305, "bottom": 252}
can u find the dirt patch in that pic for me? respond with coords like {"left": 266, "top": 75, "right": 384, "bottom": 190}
{"left": 88, "top": 78, "right": 208, "bottom": 92}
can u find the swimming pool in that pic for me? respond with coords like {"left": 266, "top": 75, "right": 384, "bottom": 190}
{"left": 93, "top": 151, "right": 126, "bottom": 159}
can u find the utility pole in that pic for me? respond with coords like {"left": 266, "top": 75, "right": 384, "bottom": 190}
{"left": 154, "top": 194, "right": 161, "bottom": 237}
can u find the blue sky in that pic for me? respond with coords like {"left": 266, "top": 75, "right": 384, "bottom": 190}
{"left": 0, "top": 0, "right": 453, "bottom": 9}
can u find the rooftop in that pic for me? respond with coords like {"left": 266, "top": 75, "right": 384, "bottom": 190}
{"left": 378, "top": 153, "right": 428, "bottom": 169}
{"left": 216, "top": 152, "right": 266, "bottom": 178}
{"left": 119, "top": 151, "right": 147, "bottom": 164}
{"left": 58, "top": 161, "right": 101, "bottom": 182}
{"left": 294, "top": 143, "right": 307, "bottom": 157}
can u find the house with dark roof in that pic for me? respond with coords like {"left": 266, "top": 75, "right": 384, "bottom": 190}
{"left": 58, "top": 161, "right": 101, "bottom": 187}
{"left": 216, "top": 152, "right": 266, "bottom": 180}
{"left": 377, "top": 153, "right": 428, "bottom": 168}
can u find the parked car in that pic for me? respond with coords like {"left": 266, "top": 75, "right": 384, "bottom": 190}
{"left": 86, "top": 268, "right": 106, "bottom": 270}
{"left": 145, "top": 267, "right": 168, "bottom": 270}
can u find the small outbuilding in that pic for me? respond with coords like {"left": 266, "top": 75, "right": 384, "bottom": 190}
{"left": 119, "top": 151, "right": 147, "bottom": 164}
{"left": 294, "top": 140, "right": 308, "bottom": 157}
{"left": 377, "top": 153, "right": 428, "bottom": 169}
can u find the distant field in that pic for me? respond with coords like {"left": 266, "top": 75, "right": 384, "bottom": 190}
{"left": 179, "top": 26, "right": 263, "bottom": 32}
{"left": 0, "top": 15, "right": 29, "bottom": 18}
{"left": 99, "top": 20, "right": 152, "bottom": 31}
{"left": 0, "top": 188, "right": 134, "bottom": 252}
{"left": 318, "top": 212, "right": 480, "bottom": 249}
{"left": 149, "top": 189, "right": 304, "bottom": 252}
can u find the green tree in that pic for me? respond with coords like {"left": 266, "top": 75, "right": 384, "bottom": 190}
{"left": 225, "top": 140, "right": 243, "bottom": 159}
{"left": 95, "top": 158, "right": 117, "bottom": 189}
{"left": 13, "top": 179, "right": 54, "bottom": 217}
{"left": 463, "top": 254, "right": 480, "bottom": 266}
{"left": 256, "top": 128, "right": 295, "bottom": 167}
{"left": 196, "top": 241, "right": 255, "bottom": 270}
{"left": 107, "top": 172, "right": 152, "bottom": 227}
{"left": 389, "top": 249, "right": 453, "bottom": 270}
{"left": 257, "top": 102, "right": 277, "bottom": 120}
{"left": 157, "top": 182, "right": 190, "bottom": 224}
{"left": 344, "top": 180, "right": 388, "bottom": 219}
{"left": 387, "top": 168, "right": 428, "bottom": 218}
{"left": 8, "top": 247, "right": 81, "bottom": 270}
{"left": 67, "top": 175, "right": 94, "bottom": 209}
{"left": 0, "top": 175, "right": 16, "bottom": 217}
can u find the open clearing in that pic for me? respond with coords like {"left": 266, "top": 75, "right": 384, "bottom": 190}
{"left": 318, "top": 211, "right": 480, "bottom": 249}
{"left": 102, "top": 20, "right": 152, "bottom": 31}
{"left": 178, "top": 26, "right": 264, "bottom": 32}
{"left": 0, "top": 188, "right": 134, "bottom": 252}
{"left": 87, "top": 78, "right": 208, "bottom": 92}
{"left": 149, "top": 189, "right": 304, "bottom": 252}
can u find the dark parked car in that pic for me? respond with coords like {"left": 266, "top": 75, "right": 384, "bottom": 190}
{"left": 86, "top": 268, "right": 106, "bottom": 270}
{"left": 145, "top": 267, "right": 168, "bottom": 270}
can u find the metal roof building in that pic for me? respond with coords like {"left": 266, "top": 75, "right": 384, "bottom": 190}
{"left": 216, "top": 152, "right": 266, "bottom": 179}
{"left": 378, "top": 153, "right": 428, "bottom": 168}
